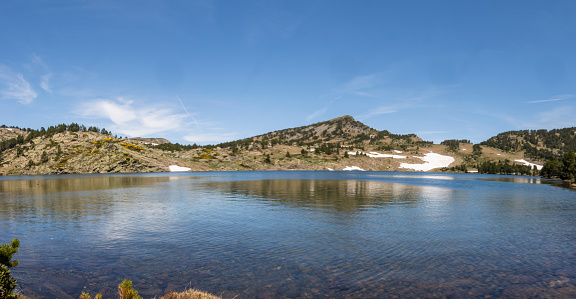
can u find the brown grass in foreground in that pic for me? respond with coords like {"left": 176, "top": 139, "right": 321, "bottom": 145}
{"left": 16, "top": 290, "right": 223, "bottom": 299}
{"left": 160, "top": 289, "right": 222, "bottom": 299}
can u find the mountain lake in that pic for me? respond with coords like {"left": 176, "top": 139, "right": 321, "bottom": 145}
{"left": 1, "top": 171, "right": 576, "bottom": 298}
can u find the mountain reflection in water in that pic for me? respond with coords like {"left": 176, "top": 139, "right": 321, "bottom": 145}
{"left": 201, "top": 179, "right": 458, "bottom": 211}
{"left": 1, "top": 172, "right": 575, "bottom": 298}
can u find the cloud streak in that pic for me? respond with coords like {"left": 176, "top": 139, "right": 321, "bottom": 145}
{"left": 526, "top": 94, "right": 574, "bottom": 103}
{"left": 0, "top": 65, "right": 38, "bottom": 104}
{"left": 40, "top": 74, "right": 52, "bottom": 93}
{"left": 183, "top": 132, "right": 239, "bottom": 144}
{"left": 306, "top": 74, "right": 385, "bottom": 122}
{"left": 356, "top": 91, "right": 436, "bottom": 121}
{"left": 536, "top": 105, "right": 576, "bottom": 128}
{"left": 356, "top": 105, "right": 398, "bottom": 120}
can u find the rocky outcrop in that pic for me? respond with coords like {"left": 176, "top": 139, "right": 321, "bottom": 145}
{"left": 0, "top": 131, "right": 202, "bottom": 175}
{"left": 128, "top": 137, "right": 172, "bottom": 145}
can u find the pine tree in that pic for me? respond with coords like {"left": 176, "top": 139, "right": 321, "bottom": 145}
{"left": 0, "top": 238, "right": 20, "bottom": 299}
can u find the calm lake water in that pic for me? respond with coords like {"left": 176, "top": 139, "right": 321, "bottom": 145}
{"left": 1, "top": 171, "right": 576, "bottom": 298}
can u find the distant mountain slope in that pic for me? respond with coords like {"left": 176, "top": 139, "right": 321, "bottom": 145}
{"left": 0, "top": 124, "right": 203, "bottom": 175}
{"left": 217, "top": 115, "right": 426, "bottom": 150}
{"left": 5, "top": 118, "right": 571, "bottom": 176}
{"left": 481, "top": 127, "right": 576, "bottom": 161}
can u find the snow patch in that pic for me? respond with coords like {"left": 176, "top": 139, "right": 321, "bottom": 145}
{"left": 343, "top": 166, "right": 365, "bottom": 171}
{"left": 326, "top": 167, "right": 334, "bottom": 171}
{"left": 400, "top": 153, "right": 455, "bottom": 171}
{"left": 348, "top": 151, "right": 406, "bottom": 159}
{"left": 169, "top": 165, "right": 191, "bottom": 172}
{"left": 7, "top": 128, "right": 13, "bottom": 131}
{"left": 515, "top": 159, "right": 543, "bottom": 170}
{"left": 394, "top": 150, "right": 403, "bottom": 153}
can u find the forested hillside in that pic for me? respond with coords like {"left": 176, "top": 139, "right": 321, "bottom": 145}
{"left": 481, "top": 127, "right": 576, "bottom": 161}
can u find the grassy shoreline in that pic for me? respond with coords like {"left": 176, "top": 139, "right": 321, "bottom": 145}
{"left": 15, "top": 287, "right": 222, "bottom": 299}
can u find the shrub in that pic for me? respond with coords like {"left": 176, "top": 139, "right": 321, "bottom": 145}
{"left": 79, "top": 292, "right": 102, "bottom": 299}
{"left": 118, "top": 279, "right": 142, "bottom": 299}
{"left": 0, "top": 238, "right": 20, "bottom": 299}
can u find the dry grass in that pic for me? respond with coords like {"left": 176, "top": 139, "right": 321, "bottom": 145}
{"left": 160, "top": 289, "right": 222, "bottom": 299}
{"left": 14, "top": 287, "right": 222, "bottom": 299}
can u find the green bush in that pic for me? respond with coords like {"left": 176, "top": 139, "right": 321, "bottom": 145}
{"left": 0, "top": 238, "right": 20, "bottom": 299}
{"left": 118, "top": 279, "right": 142, "bottom": 299}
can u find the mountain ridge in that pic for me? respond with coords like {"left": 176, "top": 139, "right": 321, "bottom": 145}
{"left": 1, "top": 117, "right": 573, "bottom": 176}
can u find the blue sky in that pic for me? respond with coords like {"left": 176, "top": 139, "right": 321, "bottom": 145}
{"left": 1, "top": 1, "right": 576, "bottom": 144}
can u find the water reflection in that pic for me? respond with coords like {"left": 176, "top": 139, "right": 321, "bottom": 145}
{"left": 201, "top": 179, "right": 459, "bottom": 212}
{"left": 1, "top": 172, "right": 575, "bottom": 298}
{"left": 0, "top": 175, "right": 177, "bottom": 221}
{"left": 0, "top": 174, "right": 174, "bottom": 194}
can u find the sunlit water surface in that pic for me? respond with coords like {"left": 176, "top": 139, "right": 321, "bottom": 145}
{"left": 1, "top": 171, "right": 575, "bottom": 298}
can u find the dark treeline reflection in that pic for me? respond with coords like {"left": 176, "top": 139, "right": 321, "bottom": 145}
{"left": 201, "top": 179, "right": 458, "bottom": 212}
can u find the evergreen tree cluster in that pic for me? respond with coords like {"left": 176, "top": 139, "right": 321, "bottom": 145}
{"left": 476, "top": 160, "right": 535, "bottom": 176}
{"left": 153, "top": 142, "right": 200, "bottom": 152}
{"left": 315, "top": 143, "right": 340, "bottom": 155}
{"left": 440, "top": 139, "right": 470, "bottom": 152}
{"left": 540, "top": 152, "right": 576, "bottom": 183}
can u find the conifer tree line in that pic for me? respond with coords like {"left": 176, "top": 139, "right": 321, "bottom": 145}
{"left": 540, "top": 152, "right": 576, "bottom": 183}
{"left": 481, "top": 127, "right": 576, "bottom": 161}
{"left": 476, "top": 160, "right": 535, "bottom": 176}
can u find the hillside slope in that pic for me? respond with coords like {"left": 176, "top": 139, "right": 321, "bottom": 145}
{"left": 0, "top": 117, "right": 548, "bottom": 175}
{"left": 481, "top": 127, "right": 576, "bottom": 161}
{"left": 0, "top": 125, "right": 206, "bottom": 175}
{"left": 217, "top": 115, "right": 424, "bottom": 150}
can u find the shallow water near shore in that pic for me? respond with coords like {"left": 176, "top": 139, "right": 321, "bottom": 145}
{"left": 1, "top": 171, "right": 576, "bottom": 298}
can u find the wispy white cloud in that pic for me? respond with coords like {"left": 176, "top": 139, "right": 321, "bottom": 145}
{"left": 354, "top": 91, "right": 373, "bottom": 97}
{"left": 40, "top": 74, "right": 52, "bottom": 93}
{"left": 306, "top": 74, "right": 384, "bottom": 122}
{"left": 31, "top": 54, "right": 48, "bottom": 69}
{"left": 526, "top": 94, "right": 574, "bottom": 103}
{"left": 357, "top": 105, "right": 398, "bottom": 120}
{"left": 78, "top": 97, "right": 189, "bottom": 137}
{"left": 475, "top": 102, "right": 576, "bottom": 130}
{"left": 306, "top": 106, "right": 329, "bottom": 122}
{"left": 0, "top": 65, "right": 38, "bottom": 104}
{"left": 183, "top": 132, "right": 239, "bottom": 145}
{"left": 356, "top": 91, "right": 437, "bottom": 121}
{"left": 338, "top": 74, "right": 382, "bottom": 94}
{"left": 536, "top": 106, "right": 576, "bottom": 128}
{"left": 306, "top": 96, "right": 342, "bottom": 121}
